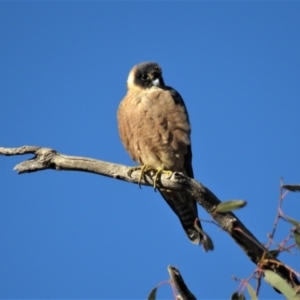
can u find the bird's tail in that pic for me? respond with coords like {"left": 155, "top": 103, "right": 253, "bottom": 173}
{"left": 158, "top": 189, "right": 204, "bottom": 244}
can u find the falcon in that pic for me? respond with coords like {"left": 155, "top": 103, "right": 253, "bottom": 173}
{"left": 117, "top": 62, "right": 213, "bottom": 251}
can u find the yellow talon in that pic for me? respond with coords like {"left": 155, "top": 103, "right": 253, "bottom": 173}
{"left": 127, "top": 164, "right": 149, "bottom": 188}
{"left": 152, "top": 168, "right": 173, "bottom": 191}
{"left": 127, "top": 165, "right": 172, "bottom": 190}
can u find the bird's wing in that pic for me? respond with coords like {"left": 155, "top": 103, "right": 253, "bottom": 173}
{"left": 156, "top": 86, "right": 204, "bottom": 244}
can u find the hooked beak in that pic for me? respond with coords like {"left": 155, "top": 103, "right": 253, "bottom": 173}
{"left": 152, "top": 78, "right": 160, "bottom": 86}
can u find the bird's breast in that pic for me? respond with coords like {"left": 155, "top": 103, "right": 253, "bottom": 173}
{"left": 118, "top": 89, "right": 191, "bottom": 172}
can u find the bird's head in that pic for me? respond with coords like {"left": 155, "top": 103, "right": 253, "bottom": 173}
{"left": 127, "top": 62, "right": 165, "bottom": 90}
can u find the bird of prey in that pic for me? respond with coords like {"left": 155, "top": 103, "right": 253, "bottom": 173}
{"left": 117, "top": 62, "right": 213, "bottom": 251}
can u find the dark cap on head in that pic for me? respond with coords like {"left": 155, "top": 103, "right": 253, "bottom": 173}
{"left": 127, "top": 62, "right": 165, "bottom": 89}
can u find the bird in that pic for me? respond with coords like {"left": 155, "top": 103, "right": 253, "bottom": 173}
{"left": 117, "top": 62, "right": 213, "bottom": 251}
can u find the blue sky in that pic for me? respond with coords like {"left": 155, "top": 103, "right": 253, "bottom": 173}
{"left": 1, "top": 1, "right": 300, "bottom": 299}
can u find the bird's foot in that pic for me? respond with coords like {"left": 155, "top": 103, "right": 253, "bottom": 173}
{"left": 152, "top": 168, "right": 173, "bottom": 191}
{"left": 127, "top": 165, "right": 172, "bottom": 190}
{"left": 127, "top": 164, "right": 152, "bottom": 188}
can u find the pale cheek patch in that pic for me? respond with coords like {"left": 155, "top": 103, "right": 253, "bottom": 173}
{"left": 127, "top": 68, "right": 136, "bottom": 90}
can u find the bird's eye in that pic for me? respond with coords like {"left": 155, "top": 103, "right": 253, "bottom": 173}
{"left": 141, "top": 74, "right": 148, "bottom": 81}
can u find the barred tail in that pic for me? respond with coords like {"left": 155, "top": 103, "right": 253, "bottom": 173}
{"left": 158, "top": 189, "right": 202, "bottom": 244}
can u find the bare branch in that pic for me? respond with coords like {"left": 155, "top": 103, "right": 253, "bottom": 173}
{"left": 1, "top": 145, "right": 299, "bottom": 295}
{"left": 168, "top": 265, "right": 196, "bottom": 300}
{"left": 0, "top": 146, "right": 185, "bottom": 187}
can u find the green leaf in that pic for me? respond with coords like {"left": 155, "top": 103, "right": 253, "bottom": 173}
{"left": 293, "top": 229, "right": 300, "bottom": 251}
{"left": 285, "top": 216, "right": 300, "bottom": 229}
{"left": 264, "top": 270, "right": 300, "bottom": 299}
{"left": 147, "top": 286, "right": 158, "bottom": 300}
{"left": 245, "top": 282, "right": 258, "bottom": 300}
{"left": 239, "top": 293, "right": 246, "bottom": 300}
{"left": 215, "top": 200, "right": 247, "bottom": 213}
{"left": 282, "top": 184, "right": 300, "bottom": 192}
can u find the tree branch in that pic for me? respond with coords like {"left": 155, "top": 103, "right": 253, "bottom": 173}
{"left": 168, "top": 265, "right": 197, "bottom": 300}
{"left": 1, "top": 145, "right": 299, "bottom": 296}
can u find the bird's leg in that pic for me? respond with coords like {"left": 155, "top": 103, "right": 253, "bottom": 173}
{"left": 127, "top": 164, "right": 153, "bottom": 188}
{"left": 152, "top": 168, "right": 173, "bottom": 191}
{"left": 127, "top": 165, "right": 172, "bottom": 190}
